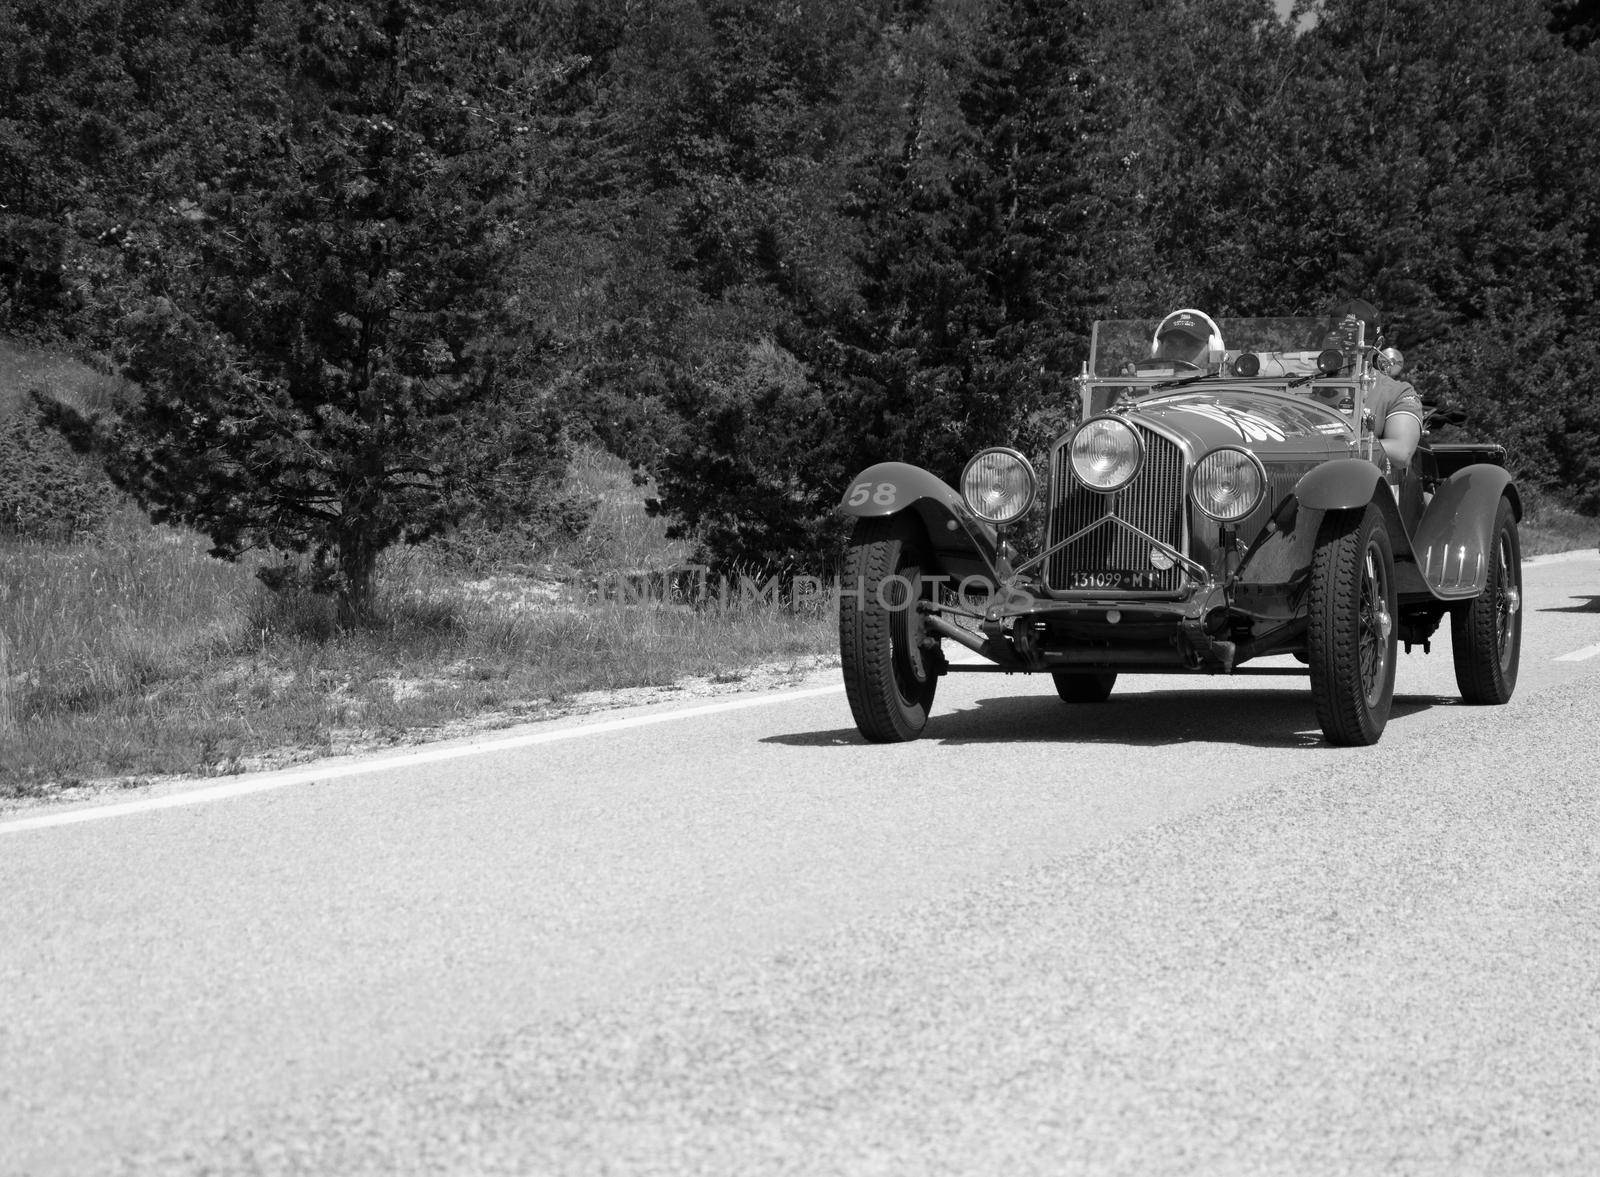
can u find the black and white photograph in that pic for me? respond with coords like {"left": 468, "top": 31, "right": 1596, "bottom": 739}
{"left": 3, "top": 0, "right": 1599, "bottom": 1172}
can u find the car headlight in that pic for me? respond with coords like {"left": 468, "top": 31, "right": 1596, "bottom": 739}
{"left": 1069, "top": 418, "right": 1143, "bottom": 492}
{"left": 961, "top": 447, "right": 1036, "bottom": 525}
{"left": 1191, "top": 447, "right": 1267, "bottom": 522}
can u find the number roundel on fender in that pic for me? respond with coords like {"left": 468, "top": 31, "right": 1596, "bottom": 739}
{"left": 846, "top": 479, "right": 898, "bottom": 509}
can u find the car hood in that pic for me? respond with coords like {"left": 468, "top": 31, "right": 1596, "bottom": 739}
{"left": 1122, "top": 386, "right": 1353, "bottom": 456}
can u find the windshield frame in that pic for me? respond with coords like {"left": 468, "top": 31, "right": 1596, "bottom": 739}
{"left": 1079, "top": 317, "right": 1379, "bottom": 446}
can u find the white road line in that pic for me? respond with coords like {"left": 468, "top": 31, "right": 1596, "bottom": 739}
{"left": 1554, "top": 644, "right": 1600, "bottom": 663}
{"left": 1525, "top": 549, "right": 1600, "bottom": 565}
{"left": 0, "top": 684, "right": 844, "bottom": 837}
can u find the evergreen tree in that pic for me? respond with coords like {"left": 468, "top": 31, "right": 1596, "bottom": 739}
{"left": 1092, "top": 0, "right": 1304, "bottom": 315}
{"left": 1291, "top": 0, "right": 1600, "bottom": 496}
{"left": 641, "top": 0, "right": 1124, "bottom": 571}
{"left": 1548, "top": 0, "right": 1600, "bottom": 49}
{"left": 49, "top": 0, "right": 559, "bottom": 620}
{"left": 0, "top": 0, "right": 210, "bottom": 331}
{"left": 557, "top": 0, "right": 893, "bottom": 568}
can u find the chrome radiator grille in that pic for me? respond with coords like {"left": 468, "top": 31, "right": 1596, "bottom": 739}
{"left": 1045, "top": 426, "right": 1187, "bottom": 592}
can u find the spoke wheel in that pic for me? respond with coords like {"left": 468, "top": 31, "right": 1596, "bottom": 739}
{"left": 1451, "top": 497, "right": 1521, "bottom": 704}
{"left": 1052, "top": 672, "right": 1117, "bottom": 703}
{"left": 839, "top": 517, "right": 939, "bottom": 742}
{"left": 1307, "top": 504, "right": 1397, "bottom": 746}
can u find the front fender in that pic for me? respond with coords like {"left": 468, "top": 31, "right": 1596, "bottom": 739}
{"left": 1408, "top": 464, "right": 1520, "bottom": 599}
{"left": 1294, "top": 458, "right": 1385, "bottom": 511}
{"left": 1243, "top": 459, "right": 1405, "bottom": 603}
{"left": 839, "top": 462, "right": 965, "bottom": 519}
{"left": 838, "top": 462, "right": 1000, "bottom": 582}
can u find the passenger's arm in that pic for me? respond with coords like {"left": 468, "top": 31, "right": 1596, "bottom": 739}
{"left": 1380, "top": 412, "right": 1422, "bottom": 467}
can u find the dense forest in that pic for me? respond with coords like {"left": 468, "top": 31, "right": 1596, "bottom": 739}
{"left": 3, "top": 0, "right": 1598, "bottom": 615}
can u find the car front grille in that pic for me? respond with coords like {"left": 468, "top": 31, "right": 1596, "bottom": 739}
{"left": 1045, "top": 425, "right": 1188, "bottom": 592}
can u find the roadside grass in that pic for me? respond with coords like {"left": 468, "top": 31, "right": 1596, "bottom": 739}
{"left": 0, "top": 516, "right": 835, "bottom": 800}
{"left": 0, "top": 338, "right": 836, "bottom": 803}
{"left": 0, "top": 453, "right": 836, "bottom": 803}
{"left": 0, "top": 335, "right": 122, "bottom": 418}
{"left": 1518, "top": 491, "right": 1600, "bottom": 558}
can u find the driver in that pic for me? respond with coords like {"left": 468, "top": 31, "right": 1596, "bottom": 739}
{"left": 1322, "top": 298, "right": 1423, "bottom": 468}
{"left": 1150, "top": 308, "right": 1224, "bottom": 367}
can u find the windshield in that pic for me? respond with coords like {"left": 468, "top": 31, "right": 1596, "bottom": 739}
{"left": 1089, "top": 317, "right": 1343, "bottom": 378}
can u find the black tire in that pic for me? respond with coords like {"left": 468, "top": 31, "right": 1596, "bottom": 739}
{"left": 1451, "top": 497, "right": 1521, "bottom": 704}
{"left": 1052, "top": 672, "right": 1117, "bottom": 703}
{"left": 839, "top": 517, "right": 939, "bottom": 742}
{"left": 1307, "top": 503, "right": 1397, "bottom": 746}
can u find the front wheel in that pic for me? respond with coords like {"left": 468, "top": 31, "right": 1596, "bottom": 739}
{"left": 839, "top": 517, "right": 939, "bottom": 742}
{"left": 1307, "top": 504, "right": 1397, "bottom": 746}
{"left": 1451, "top": 497, "right": 1521, "bottom": 704}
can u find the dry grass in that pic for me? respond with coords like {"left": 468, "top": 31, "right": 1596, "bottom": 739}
{"left": 0, "top": 449, "right": 835, "bottom": 802}
{"left": 1519, "top": 493, "right": 1600, "bottom": 558}
{"left": 0, "top": 335, "right": 122, "bottom": 418}
{"left": 0, "top": 521, "right": 835, "bottom": 799}
{"left": 0, "top": 334, "right": 835, "bottom": 801}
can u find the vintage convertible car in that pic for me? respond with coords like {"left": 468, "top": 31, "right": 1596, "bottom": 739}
{"left": 836, "top": 314, "right": 1522, "bottom": 746}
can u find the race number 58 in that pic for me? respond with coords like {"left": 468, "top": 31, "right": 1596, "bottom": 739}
{"left": 848, "top": 481, "right": 897, "bottom": 507}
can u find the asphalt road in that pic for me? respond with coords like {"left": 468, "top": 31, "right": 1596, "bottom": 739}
{"left": 3, "top": 552, "right": 1598, "bottom": 1176}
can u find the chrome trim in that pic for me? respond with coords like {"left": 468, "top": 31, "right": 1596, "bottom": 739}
{"left": 960, "top": 446, "right": 1037, "bottom": 525}
{"left": 1189, "top": 446, "right": 1269, "bottom": 523}
{"left": 1066, "top": 417, "right": 1147, "bottom": 493}
{"left": 1046, "top": 419, "right": 1196, "bottom": 593}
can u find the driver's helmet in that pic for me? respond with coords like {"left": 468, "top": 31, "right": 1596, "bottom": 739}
{"left": 1151, "top": 308, "right": 1224, "bottom": 365}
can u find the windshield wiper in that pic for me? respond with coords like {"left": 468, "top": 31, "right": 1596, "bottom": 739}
{"left": 1151, "top": 372, "right": 1226, "bottom": 392}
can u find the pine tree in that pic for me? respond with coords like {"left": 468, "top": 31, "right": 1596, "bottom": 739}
{"left": 52, "top": 0, "right": 557, "bottom": 621}
{"left": 0, "top": 0, "right": 206, "bottom": 331}
{"left": 641, "top": 0, "right": 1124, "bottom": 571}
{"left": 1291, "top": 0, "right": 1600, "bottom": 496}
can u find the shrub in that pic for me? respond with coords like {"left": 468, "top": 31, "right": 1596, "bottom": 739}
{"left": 427, "top": 494, "right": 596, "bottom": 575}
{"left": 0, "top": 409, "right": 115, "bottom": 540}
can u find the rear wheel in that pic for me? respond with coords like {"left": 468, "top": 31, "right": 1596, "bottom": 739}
{"left": 839, "top": 517, "right": 939, "bottom": 742}
{"left": 1052, "top": 672, "right": 1117, "bottom": 703}
{"left": 1451, "top": 497, "right": 1521, "bottom": 704}
{"left": 1307, "top": 504, "right": 1397, "bottom": 746}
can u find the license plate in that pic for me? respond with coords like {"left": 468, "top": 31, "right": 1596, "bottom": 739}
{"left": 1065, "top": 569, "right": 1162, "bottom": 590}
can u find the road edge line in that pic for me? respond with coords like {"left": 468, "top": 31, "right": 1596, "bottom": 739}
{"left": 0, "top": 684, "right": 844, "bottom": 836}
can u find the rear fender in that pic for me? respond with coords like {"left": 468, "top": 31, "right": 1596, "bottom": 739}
{"left": 1408, "top": 465, "right": 1520, "bottom": 599}
{"left": 839, "top": 462, "right": 1000, "bottom": 582}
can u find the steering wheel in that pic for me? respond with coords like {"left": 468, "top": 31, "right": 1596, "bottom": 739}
{"left": 1131, "top": 357, "right": 1202, "bottom": 374}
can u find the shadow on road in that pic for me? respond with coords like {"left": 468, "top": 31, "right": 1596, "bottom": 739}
{"left": 764, "top": 688, "right": 1454, "bottom": 749}
{"left": 1539, "top": 594, "right": 1600, "bottom": 614}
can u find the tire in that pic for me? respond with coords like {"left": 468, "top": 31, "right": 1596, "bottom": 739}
{"left": 839, "top": 517, "right": 939, "bottom": 742}
{"left": 1307, "top": 503, "right": 1397, "bottom": 746}
{"left": 1451, "top": 497, "right": 1521, "bottom": 704}
{"left": 1053, "top": 672, "right": 1117, "bottom": 703}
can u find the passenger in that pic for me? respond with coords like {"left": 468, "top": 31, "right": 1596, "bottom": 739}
{"left": 1149, "top": 308, "right": 1224, "bottom": 368}
{"left": 1324, "top": 299, "right": 1423, "bottom": 468}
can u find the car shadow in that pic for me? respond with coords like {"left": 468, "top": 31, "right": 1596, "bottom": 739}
{"left": 1539, "top": 594, "right": 1600, "bottom": 614}
{"left": 763, "top": 689, "right": 1453, "bottom": 750}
